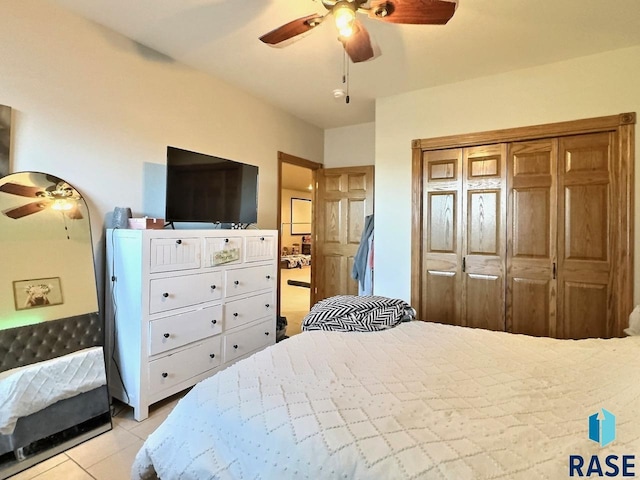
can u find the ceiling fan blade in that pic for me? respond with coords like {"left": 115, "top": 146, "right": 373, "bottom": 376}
{"left": 340, "top": 21, "right": 375, "bottom": 63}
{"left": 3, "top": 201, "right": 48, "bottom": 219}
{"left": 259, "top": 14, "right": 324, "bottom": 45}
{"left": 369, "top": 0, "right": 457, "bottom": 25}
{"left": 0, "top": 182, "right": 43, "bottom": 198}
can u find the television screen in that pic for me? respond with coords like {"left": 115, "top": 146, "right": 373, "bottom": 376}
{"left": 165, "top": 146, "right": 258, "bottom": 224}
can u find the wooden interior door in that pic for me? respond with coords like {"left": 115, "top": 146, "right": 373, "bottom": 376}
{"left": 461, "top": 144, "right": 507, "bottom": 331}
{"left": 557, "top": 132, "right": 614, "bottom": 339}
{"left": 506, "top": 140, "right": 557, "bottom": 336}
{"left": 313, "top": 166, "right": 374, "bottom": 305}
{"left": 421, "top": 148, "right": 463, "bottom": 325}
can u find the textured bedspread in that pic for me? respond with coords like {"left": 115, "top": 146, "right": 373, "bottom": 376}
{"left": 0, "top": 346, "right": 106, "bottom": 435}
{"left": 132, "top": 322, "right": 640, "bottom": 479}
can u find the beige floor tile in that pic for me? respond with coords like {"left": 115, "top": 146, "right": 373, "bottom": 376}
{"left": 112, "top": 390, "right": 187, "bottom": 432}
{"left": 281, "top": 266, "right": 311, "bottom": 337}
{"left": 9, "top": 453, "right": 69, "bottom": 480}
{"left": 86, "top": 440, "right": 144, "bottom": 480}
{"left": 28, "top": 459, "right": 93, "bottom": 480}
{"left": 128, "top": 406, "right": 173, "bottom": 440}
{"left": 65, "top": 425, "right": 140, "bottom": 470}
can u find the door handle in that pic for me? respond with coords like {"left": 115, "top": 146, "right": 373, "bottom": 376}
{"left": 553, "top": 262, "right": 557, "bottom": 280}
{"left": 462, "top": 257, "right": 466, "bottom": 273}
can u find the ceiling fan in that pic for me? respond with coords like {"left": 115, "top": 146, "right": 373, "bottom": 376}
{"left": 259, "top": 0, "right": 458, "bottom": 63}
{"left": 0, "top": 178, "right": 83, "bottom": 220}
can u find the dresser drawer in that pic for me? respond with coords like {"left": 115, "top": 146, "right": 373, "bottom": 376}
{"left": 224, "top": 292, "right": 273, "bottom": 330}
{"left": 149, "top": 271, "right": 223, "bottom": 314}
{"left": 149, "top": 305, "right": 222, "bottom": 356}
{"left": 148, "top": 336, "right": 221, "bottom": 396}
{"left": 204, "top": 236, "right": 242, "bottom": 267}
{"left": 223, "top": 318, "right": 275, "bottom": 364}
{"left": 149, "top": 237, "right": 201, "bottom": 273}
{"left": 245, "top": 235, "right": 276, "bottom": 262}
{"left": 225, "top": 265, "right": 275, "bottom": 297}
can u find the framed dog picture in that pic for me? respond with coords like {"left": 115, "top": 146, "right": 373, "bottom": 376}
{"left": 13, "top": 277, "right": 64, "bottom": 310}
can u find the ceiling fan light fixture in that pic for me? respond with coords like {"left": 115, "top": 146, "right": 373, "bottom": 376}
{"left": 333, "top": 1, "right": 357, "bottom": 37}
{"left": 51, "top": 198, "right": 74, "bottom": 211}
{"left": 373, "top": 3, "right": 390, "bottom": 18}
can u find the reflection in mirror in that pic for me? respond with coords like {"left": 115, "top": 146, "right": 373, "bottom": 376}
{"left": 0, "top": 172, "right": 111, "bottom": 479}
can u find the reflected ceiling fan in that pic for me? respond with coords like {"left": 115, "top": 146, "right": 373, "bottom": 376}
{"left": 0, "top": 178, "right": 83, "bottom": 220}
{"left": 259, "top": 0, "right": 458, "bottom": 63}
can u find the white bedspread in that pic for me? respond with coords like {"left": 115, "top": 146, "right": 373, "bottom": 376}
{"left": 132, "top": 322, "right": 640, "bottom": 479}
{"left": 0, "top": 346, "right": 107, "bottom": 435}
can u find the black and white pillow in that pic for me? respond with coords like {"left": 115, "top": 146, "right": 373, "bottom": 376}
{"left": 302, "top": 295, "right": 416, "bottom": 333}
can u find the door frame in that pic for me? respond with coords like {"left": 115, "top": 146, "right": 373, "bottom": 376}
{"left": 276, "top": 152, "right": 323, "bottom": 321}
{"left": 410, "top": 112, "right": 635, "bottom": 335}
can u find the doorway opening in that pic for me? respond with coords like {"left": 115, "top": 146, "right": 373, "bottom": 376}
{"left": 277, "top": 152, "right": 321, "bottom": 338}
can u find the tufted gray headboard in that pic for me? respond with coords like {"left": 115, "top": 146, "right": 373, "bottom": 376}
{"left": 0, "top": 313, "right": 102, "bottom": 373}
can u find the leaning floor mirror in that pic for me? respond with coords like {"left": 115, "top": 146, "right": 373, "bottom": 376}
{"left": 0, "top": 172, "right": 111, "bottom": 479}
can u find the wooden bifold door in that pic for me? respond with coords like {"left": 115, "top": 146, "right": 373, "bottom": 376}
{"left": 412, "top": 113, "right": 635, "bottom": 339}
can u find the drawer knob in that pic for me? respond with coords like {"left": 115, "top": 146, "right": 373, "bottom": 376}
{"left": 265, "top": 331, "right": 270, "bottom": 336}
{"left": 260, "top": 236, "right": 265, "bottom": 241}
{"left": 161, "top": 372, "right": 168, "bottom": 378}
{"left": 233, "top": 344, "right": 238, "bottom": 349}
{"left": 162, "top": 292, "right": 169, "bottom": 298}
{"left": 211, "top": 319, "right": 217, "bottom": 325}
{"left": 210, "top": 284, "right": 217, "bottom": 290}
{"left": 233, "top": 312, "right": 239, "bottom": 317}
{"left": 234, "top": 280, "right": 240, "bottom": 285}
{"left": 225, "top": 238, "right": 229, "bottom": 243}
{"left": 265, "top": 304, "right": 270, "bottom": 308}
{"left": 209, "top": 353, "right": 215, "bottom": 359}
{"left": 266, "top": 275, "right": 271, "bottom": 279}
{"left": 163, "top": 333, "right": 170, "bottom": 338}
{"left": 176, "top": 239, "right": 182, "bottom": 245}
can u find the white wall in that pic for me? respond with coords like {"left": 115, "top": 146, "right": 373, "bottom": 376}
{"left": 324, "top": 122, "right": 375, "bottom": 168}
{"left": 0, "top": 1, "right": 324, "bottom": 302}
{"left": 280, "top": 189, "right": 313, "bottom": 252}
{"left": 374, "top": 45, "right": 640, "bottom": 304}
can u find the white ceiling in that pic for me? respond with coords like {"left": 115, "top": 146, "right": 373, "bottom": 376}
{"left": 282, "top": 163, "right": 313, "bottom": 192}
{"left": 48, "top": 0, "right": 640, "bottom": 129}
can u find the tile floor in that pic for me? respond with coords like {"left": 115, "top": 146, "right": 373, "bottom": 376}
{"left": 10, "top": 391, "right": 188, "bottom": 480}
{"left": 280, "top": 266, "right": 311, "bottom": 336}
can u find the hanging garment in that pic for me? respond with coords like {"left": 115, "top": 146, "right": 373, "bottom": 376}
{"left": 352, "top": 214, "right": 374, "bottom": 295}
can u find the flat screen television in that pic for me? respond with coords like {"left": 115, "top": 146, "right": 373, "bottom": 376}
{"left": 165, "top": 146, "right": 258, "bottom": 225}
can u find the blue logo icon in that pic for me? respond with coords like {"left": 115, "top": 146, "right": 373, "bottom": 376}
{"left": 589, "top": 409, "right": 616, "bottom": 447}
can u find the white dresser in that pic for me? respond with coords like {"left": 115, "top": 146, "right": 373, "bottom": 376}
{"left": 105, "top": 228, "right": 277, "bottom": 420}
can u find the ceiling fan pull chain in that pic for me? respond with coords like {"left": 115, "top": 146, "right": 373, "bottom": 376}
{"left": 346, "top": 53, "right": 350, "bottom": 104}
{"left": 341, "top": 49, "right": 350, "bottom": 105}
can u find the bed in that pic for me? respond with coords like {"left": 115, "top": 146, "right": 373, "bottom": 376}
{"left": 280, "top": 253, "right": 311, "bottom": 269}
{"left": 0, "top": 314, "right": 111, "bottom": 477}
{"left": 132, "top": 321, "right": 640, "bottom": 479}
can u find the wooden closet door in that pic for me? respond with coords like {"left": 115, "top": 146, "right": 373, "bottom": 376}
{"left": 557, "top": 132, "right": 615, "bottom": 339}
{"left": 461, "top": 145, "right": 507, "bottom": 331}
{"left": 506, "top": 140, "right": 557, "bottom": 336}
{"left": 421, "top": 149, "right": 463, "bottom": 325}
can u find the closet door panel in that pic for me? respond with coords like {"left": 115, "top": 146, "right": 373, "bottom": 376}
{"left": 422, "top": 150, "right": 462, "bottom": 325}
{"left": 562, "top": 282, "right": 608, "bottom": 339}
{"left": 462, "top": 145, "right": 507, "bottom": 331}
{"left": 564, "top": 184, "right": 609, "bottom": 261}
{"left": 557, "top": 132, "right": 614, "bottom": 339}
{"left": 425, "top": 271, "right": 457, "bottom": 324}
{"left": 464, "top": 274, "right": 503, "bottom": 331}
{"left": 506, "top": 140, "right": 557, "bottom": 337}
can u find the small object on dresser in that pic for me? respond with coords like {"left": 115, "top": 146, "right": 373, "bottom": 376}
{"left": 112, "top": 207, "right": 132, "bottom": 229}
{"left": 128, "top": 217, "right": 165, "bottom": 230}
